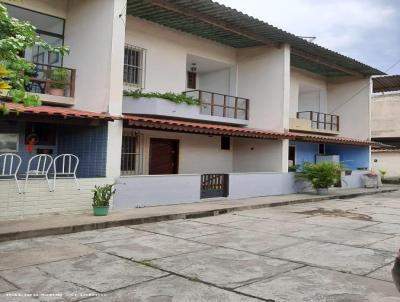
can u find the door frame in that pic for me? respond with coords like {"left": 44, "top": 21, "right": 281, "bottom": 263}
{"left": 148, "top": 138, "right": 180, "bottom": 174}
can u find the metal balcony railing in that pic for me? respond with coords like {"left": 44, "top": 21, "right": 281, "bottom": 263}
{"left": 297, "top": 111, "right": 340, "bottom": 132}
{"left": 25, "top": 63, "right": 76, "bottom": 98}
{"left": 184, "top": 90, "right": 249, "bottom": 120}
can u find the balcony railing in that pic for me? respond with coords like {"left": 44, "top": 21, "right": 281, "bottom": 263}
{"left": 184, "top": 90, "right": 249, "bottom": 120}
{"left": 25, "top": 63, "right": 76, "bottom": 98}
{"left": 297, "top": 111, "right": 340, "bottom": 132}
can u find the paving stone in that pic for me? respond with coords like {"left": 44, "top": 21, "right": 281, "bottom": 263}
{"left": 152, "top": 247, "right": 301, "bottom": 289}
{"left": 0, "top": 238, "right": 95, "bottom": 271}
{"left": 367, "top": 262, "right": 395, "bottom": 282}
{"left": 90, "top": 234, "right": 210, "bottom": 261}
{"left": 0, "top": 277, "right": 16, "bottom": 293}
{"left": 236, "top": 208, "right": 310, "bottom": 221}
{"left": 289, "top": 225, "right": 393, "bottom": 247}
{"left": 302, "top": 216, "right": 378, "bottom": 229}
{"left": 267, "top": 241, "right": 394, "bottom": 275}
{"left": 130, "top": 220, "right": 231, "bottom": 239}
{"left": 237, "top": 266, "right": 400, "bottom": 302}
{"left": 192, "top": 229, "right": 305, "bottom": 254}
{"left": 189, "top": 214, "right": 254, "bottom": 225}
{"left": 58, "top": 226, "right": 151, "bottom": 244}
{"left": 0, "top": 291, "right": 40, "bottom": 301}
{"left": 371, "top": 214, "right": 400, "bottom": 224}
{"left": 359, "top": 222, "right": 400, "bottom": 235}
{"left": 368, "top": 236, "right": 400, "bottom": 253}
{"left": 0, "top": 266, "right": 93, "bottom": 301}
{"left": 84, "top": 275, "right": 261, "bottom": 302}
{"left": 38, "top": 252, "right": 167, "bottom": 293}
{"left": 221, "top": 218, "right": 319, "bottom": 235}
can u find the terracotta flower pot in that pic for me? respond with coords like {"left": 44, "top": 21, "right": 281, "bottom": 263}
{"left": 49, "top": 88, "right": 64, "bottom": 96}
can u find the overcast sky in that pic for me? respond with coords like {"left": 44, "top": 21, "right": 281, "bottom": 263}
{"left": 217, "top": 0, "right": 400, "bottom": 75}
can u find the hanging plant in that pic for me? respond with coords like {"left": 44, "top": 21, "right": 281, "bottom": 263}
{"left": 123, "top": 90, "right": 201, "bottom": 106}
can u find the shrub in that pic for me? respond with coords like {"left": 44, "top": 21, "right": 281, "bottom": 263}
{"left": 296, "top": 162, "right": 343, "bottom": 190}
{"left": 123, "top": 89, "right": 200, "bottom": 106}
{"left": 92, "top": 183, "right": 116, "bottom": 207}
{"left": 50, "top": 67, "right": 69, "bottom": 89}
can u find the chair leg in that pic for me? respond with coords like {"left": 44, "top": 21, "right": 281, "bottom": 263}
{"left": 46, "top": 175, "right": 52, "bottom": 192}
{"left": 74, "top": 174, "right": 80, "bottom": 190}
{"left": 52, "top": 175, "right": 56, "bottom": 192}
{"left": 23, "top": 174, "right": 29, "bottom": 194}
{"left": 14, "top": 175, "right": 21, "bottom": 194}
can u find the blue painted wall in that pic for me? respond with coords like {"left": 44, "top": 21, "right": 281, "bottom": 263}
{"left": 291, "top": 141, "right": 319, "bottom": 165}
{"left": 325, "top": 144, "right": 369, "bottom": 170}
{"left": 0, "top": 121, "right": 108, "bottom": 178}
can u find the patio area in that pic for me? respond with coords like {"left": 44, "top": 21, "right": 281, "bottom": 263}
{"left": 0, "top": 189, "right": 400, "bottom": 301}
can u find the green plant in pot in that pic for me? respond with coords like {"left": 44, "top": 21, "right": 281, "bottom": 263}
{"left": 49, "top": 67, "right": 69, "bottom": 96}
{"left": 296, "top": 162, "right": 343, "bottom": 195}
{"left": 92, "top": 183, "right": 116, "bottom": 216}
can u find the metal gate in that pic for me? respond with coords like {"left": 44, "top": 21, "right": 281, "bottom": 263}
{"left": 200, "top": 174, "right": 229, "bottom": 199}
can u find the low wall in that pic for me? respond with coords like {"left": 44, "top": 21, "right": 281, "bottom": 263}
{"left": 113, "top": 174, "right": 201, "bottom": 208}
{"left": 0, "top": 178, "right": 113, "bottom": 220}
{"left": 229, "top": 172, "right": 298, "bottom": 199}
{"left": 341, "top": 170, "right": 369, "bottom": 189}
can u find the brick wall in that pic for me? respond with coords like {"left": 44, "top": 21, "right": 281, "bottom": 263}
{"left": 0, "top": 178, "right": 114, "bottom": 220}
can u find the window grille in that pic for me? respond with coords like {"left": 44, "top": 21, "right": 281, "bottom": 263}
{"left": 120, "top": 132, "right": 144, "bottom": 175}
{"left": 124, "top": 44, "right": 146, "bottom": 88}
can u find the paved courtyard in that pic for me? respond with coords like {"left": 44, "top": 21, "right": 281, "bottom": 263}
{"left": 1, "top": 191, "right": 400, "bottom": 301}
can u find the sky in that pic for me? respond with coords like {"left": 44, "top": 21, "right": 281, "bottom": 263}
{"left": 217, "top": 0, "right": 400, "bottom": 75}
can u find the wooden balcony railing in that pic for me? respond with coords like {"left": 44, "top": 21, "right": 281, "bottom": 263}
{"left": 25, "top": 63, "right": 76, "bottom": 98}
{"left": 297, "top": 111, "right": 340, "bottom": 132}
{"left": 184, "top": 90, "right": 249, "bottom": 120}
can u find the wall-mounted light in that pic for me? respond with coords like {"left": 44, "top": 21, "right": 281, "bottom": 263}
{"left": 190, "top": 63, "right": 197, "bottom": 72}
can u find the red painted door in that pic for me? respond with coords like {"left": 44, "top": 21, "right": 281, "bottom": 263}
{"left": 149, "top": 138, "right": 179, "bottom": 175}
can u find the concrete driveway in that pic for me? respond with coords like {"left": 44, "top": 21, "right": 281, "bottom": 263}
{"left": 1, "top": 191, "right": 400, "bottom": 301}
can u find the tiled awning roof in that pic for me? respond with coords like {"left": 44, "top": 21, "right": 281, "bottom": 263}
{"left": 123, "top": 115, "right": 295, "bottom": 140}
{"left": 373, "top": 75, "right": 400, "bottom": 93}
{"left": 1, "top": 102, "right": 116, "bottom": 121}
{"left": 123, "top": 115, "right": 375, "bottom": 146}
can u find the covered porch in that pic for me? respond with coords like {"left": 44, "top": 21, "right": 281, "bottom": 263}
{"left": 0, "top": 103, "right": 115, "bottom": 220}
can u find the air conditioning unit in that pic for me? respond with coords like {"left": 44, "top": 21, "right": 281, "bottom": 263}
{"left": 316, "top": 155, "right": 340, "bottom": 163}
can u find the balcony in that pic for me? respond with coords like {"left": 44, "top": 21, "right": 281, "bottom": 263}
{"left": 290, "top": 111, "right": 340, "bottom": 135}
{"left": 122, "top": 90, "right": 250, "bottom": 126}
{"left": 25, "top": 63, "right": 76, "bottom": 106}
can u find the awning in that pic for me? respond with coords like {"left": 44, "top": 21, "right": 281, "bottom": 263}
{"left": 0, "top": 102, "right": 116, "bottom": 121}
{"left": 373, "top": 75, "right": 400, "bottom": 93}
{"left": 123, "top": 115, "right": 375, "bottom": 146}
{"left": 127, "top": 0, "right": 384, "bottom": 78}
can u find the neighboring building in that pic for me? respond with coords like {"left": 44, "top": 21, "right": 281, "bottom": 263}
{"left": 0, "top": 0, "right": 383, "bottom": 218}
{"left": 371, "top": 75, "right": 400, "bottom": 177}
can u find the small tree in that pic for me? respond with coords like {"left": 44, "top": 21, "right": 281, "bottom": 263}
{"left": 0, "top": 3, "right": 69, "bottom": 114}
{"left": 296, "top": 162, "right": 343, "bottom": 190}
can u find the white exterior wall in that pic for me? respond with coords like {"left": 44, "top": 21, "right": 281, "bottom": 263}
{"left": 0, "top": 178, "right": 113, "bottom": 220}
{"left": 237, "top": 45, "right": 290, "bottom": 131}
{"left": 137, "top": 130, "right": 234, "bottom": 174}
{"left": 289, "top": 68, "right": 328, "bottom": 118}
{"left": 372, "top": 152, "right": 400, "bottom": 178}
{"left": 232, "top": 138, "right": 288, "bottom": 173}
{"left": 125, "top": 17, "right": 236, "bottom": 94}
{"left": 198, "top": 68, "right": 232, "bottom": 95}
{"left": 327, "top": 78, "right": 371, "bottom": 140}
{"left": 371, "top": 93, "right": 400, "bottom": 138}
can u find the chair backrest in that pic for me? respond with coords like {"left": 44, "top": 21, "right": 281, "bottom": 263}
{"left": 0, "top": 153, "right": 21, "bottom": 176}
{"left": 53, "top": 154, "right": 79, "bottom": 175}
{"left": 27, "top": 154, "right": 53, "bottom": 175}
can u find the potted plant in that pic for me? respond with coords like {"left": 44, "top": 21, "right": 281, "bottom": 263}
{"left": 296, "top": 162, "right": 343, "bottom": 195}
{"left": 92, "top": 183, "right": 116, "bottom": 216}
{"left": 49, "top": 67, "right": 69, "bottom": 96}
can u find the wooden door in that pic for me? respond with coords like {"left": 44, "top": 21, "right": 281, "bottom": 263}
{"left": 149, "top": 138, "right": 179, "bottom": 175}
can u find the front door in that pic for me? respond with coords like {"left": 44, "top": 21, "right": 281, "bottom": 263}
{"left": 149, "top": 138, "right": 179, "bottom": 174}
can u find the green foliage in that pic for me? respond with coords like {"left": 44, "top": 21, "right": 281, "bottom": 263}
{"left": 50, "top": 67, "right": 69, "bottom": 89}
{"left": 123, "top": 89, "right": 201, "bottom": 106}
{"left": 296, "top": 162, "right": 343, "bottom": 190}
{"left": 92, "top": 183, "right": 116, "bottom": 207}
{"left": 0, "top": 3, "right": 69, "bottom": 114}
{"left": 378, "top": 169, "right": 386, "bottom": 179}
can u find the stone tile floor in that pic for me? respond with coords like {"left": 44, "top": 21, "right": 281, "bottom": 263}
{"left": 1, "top": 191, "right": 400, "bottom": 301}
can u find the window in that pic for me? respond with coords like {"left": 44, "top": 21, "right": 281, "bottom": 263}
{"left": 120, "top": 132, "right": 143, "bottom": 175}
{"left": 288, "top": 145, "right": 296, "bottom": 171}
{"left": 221, "top": 136, "right": 230, "bottom": 150}
{"left": 124, "top": 44, "right": 146, "bottom": 88}
{"left": 187, "top": 71, "right": 196, "bottom": 89}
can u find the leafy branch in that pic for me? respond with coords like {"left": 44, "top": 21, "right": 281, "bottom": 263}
{"left": 123, "top": 89, "right": 201, "bottom": 106}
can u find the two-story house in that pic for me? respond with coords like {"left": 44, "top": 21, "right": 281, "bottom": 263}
{"left": 0, "top": 0, "right": 383, "bottom": 218}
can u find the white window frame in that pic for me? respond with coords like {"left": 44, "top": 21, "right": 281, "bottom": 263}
{"left": 124, "top": 44, "right": 146, "bottom": 89}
